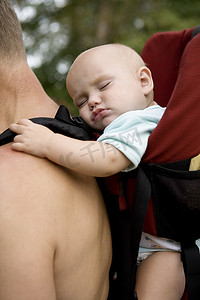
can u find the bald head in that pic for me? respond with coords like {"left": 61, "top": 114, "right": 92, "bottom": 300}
{"left": 66, "top": 43, "right": 146, "bottom": 97}
{"left": 68, "top": 44, "right": 144, "bottom": 79}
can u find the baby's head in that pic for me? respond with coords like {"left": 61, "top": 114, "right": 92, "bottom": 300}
{"left": 66, "top": 44, "right": 154, "bottom": 131}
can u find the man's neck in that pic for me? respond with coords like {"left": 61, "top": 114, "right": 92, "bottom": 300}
{"left": 0, "top": 63, "right": 58, "bottom": 133}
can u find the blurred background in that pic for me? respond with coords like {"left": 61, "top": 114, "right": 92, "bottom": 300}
{"left": 12, "top": 0, "right": 200, "bottom": 114}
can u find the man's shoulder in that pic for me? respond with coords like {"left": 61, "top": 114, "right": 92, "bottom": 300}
{"left": 0, "top": 143, "right": 96, "bottom": 206}
{"left": 0, "top": 144, "right": 74, "bottom": 236}
{"left": 0, "top": 143, "right": 62, "bottom": 175}
{"left": 0, "top": 144, "right": 72, "bottom": 204}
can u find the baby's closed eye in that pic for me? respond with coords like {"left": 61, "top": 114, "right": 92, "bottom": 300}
{"left": 98, "top": 80, "right": 111, "bottom": 90}
{"left": 76, "top": 96, "right": 88, "bottom": 108}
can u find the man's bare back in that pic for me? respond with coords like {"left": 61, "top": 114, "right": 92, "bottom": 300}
{"left": 0, "top": 1, "right": 112, "bottom": 299}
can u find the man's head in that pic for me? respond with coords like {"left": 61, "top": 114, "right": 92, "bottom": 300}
{"left": 0, "top": 0, "right": 26, "bottom": 65}
{"left": 66, "top": 44, "right": 154, "bottom": 131}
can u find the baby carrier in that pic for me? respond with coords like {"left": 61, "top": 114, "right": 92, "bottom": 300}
{"left": 108, "top": 25, "right": 200, "bottom": 300}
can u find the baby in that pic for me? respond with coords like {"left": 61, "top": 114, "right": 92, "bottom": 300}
{"left": 10, "top": 44, "right": 185, "bottom": 299}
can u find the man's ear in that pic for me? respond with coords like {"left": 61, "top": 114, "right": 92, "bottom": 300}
{"left": 137, "top": 66, "right": 154, "bottom": 96}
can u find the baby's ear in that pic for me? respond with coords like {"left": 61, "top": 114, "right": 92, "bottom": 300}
{"left": 137, "top": 66, "right": 154, "bottom": 96}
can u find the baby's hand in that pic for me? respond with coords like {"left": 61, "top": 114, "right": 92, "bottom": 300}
{"left": 10, "top": 119, "right": 53, "bottom": 158}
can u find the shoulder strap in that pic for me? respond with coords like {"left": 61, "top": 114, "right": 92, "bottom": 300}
{"left": 182, "top": 244, "right": 200, "bottom": 300}
{"left": 0, "top": 105, "right": 94, "bottom": 146}
{"left": 130, "top": 167, "right": 151, "bottom": 286}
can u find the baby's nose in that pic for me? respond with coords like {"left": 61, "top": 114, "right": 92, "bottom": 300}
{"left": 88, "top": 95, "right": 102, "bottom": 110}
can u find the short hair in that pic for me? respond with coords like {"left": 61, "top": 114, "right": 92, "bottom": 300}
{"left": 0, "top": 0, "right": 26, "bottom": 63}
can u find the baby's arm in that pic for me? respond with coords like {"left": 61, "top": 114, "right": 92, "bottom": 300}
{"left": 10, "top": 119, "right": 130, "bottom": 177}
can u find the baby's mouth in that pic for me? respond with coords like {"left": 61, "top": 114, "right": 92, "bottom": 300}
{"left": 92, "top": 108, "right": 108, "bottom": 121}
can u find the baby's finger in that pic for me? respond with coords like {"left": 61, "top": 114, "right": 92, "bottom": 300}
{"left": 11, "top": 142, "right": 26, "bottom": 153}
{"left": 17, "top": 119, "right": 33, "bottom": 126}
{"left": 13, "top": 134, "right": 24, "bottom": 143}
{"left": 10, "top": 123, "right": 25, "bottom": 134}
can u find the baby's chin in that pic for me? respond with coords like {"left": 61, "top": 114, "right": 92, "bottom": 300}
{"left": 90, "top": 115, "right": 117, "bottom": 131}
{"left": 102, "top": 115, "right": 118, "bottom": 127}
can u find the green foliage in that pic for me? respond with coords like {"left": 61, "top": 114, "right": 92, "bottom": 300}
{"left": 13, "top": 0, "right": 200, "bottom": 115}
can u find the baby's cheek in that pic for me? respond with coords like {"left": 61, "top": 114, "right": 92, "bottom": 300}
{"left": 80, "top": 111, "right": 90, "bottom": 123}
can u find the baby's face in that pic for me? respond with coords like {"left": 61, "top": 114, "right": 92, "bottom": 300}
{"left": 67, "top": 45, "right": 152, "bottom": 131}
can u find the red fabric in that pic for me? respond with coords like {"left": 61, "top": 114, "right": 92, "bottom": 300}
{"left": 141, "top": 28, "right": 193, "bottom": 108}
{"left": 142, "top": 28, "right": 200, "bottom": 163}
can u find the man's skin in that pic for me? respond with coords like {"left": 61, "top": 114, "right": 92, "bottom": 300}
{"left": 0, "top": 3, "right": 112, "bottom": 299}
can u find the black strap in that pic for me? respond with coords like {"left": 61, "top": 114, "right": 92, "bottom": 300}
{"left": 117, "top": 209, "right": 136, "bottom": 300}
{"left": 130, "top": 167, "right": 151, "bottom": 286}
{"left": 0, "top": 105, "right": 94, "bottom": 146}
{"left": 182, "top": 244, "right": 200, "bottom": 300}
